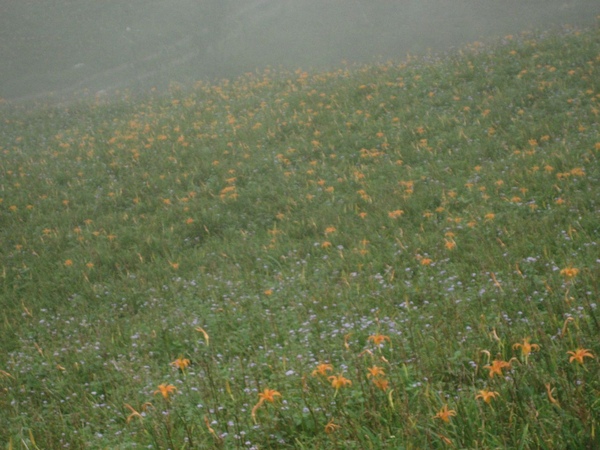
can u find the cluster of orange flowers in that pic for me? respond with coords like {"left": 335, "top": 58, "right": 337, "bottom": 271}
{"left": 141, "top": 315, "right": 594, "bottom": 436}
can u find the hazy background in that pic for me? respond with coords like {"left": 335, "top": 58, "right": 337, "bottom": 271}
{"left": 1, "top": 0, "right": 598, "bottom": 104}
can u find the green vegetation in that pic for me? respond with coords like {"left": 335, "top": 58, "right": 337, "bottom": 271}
{"left": 1, "top": 25, "right": 599, "bottom": 449}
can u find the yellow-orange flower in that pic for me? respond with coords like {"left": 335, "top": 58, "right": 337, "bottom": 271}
{"left": 366, "top": 365, "right": 385, "bottom": 379}
{"left": 171, "top": 357, "right": 190, "bottom": 371}
{"left": 251, "top": 388, "right": 281, "bottom": 423}
{"left": 372, "top": 377, "right": 389, "bottom": 391}
{"left": 560, "top": 267, "right": 579, "bottom": 279}
{"left": 328, "top": 374, "right": 352, "bottom": 390}
{"left": 476, "top": 389, "right": 499, "bottom": 404}
{"left": 567, "top": 348, "right": 594, "bottom": 364}
{"left": 324, "top": 226, "right": 337, "bottom": 235}
{"left": 483, "top": 360, "right": 511, "bottom": 378}
{"left": 154, "top": 383, "right": 177, "bottom": 400}
{"left": 258, "top": 388, "right": 281, "bottom": 403}
{"left": 433, "top": 404, "right": 457, "bottom": 423}
{"left": 312, "top": 363, "right": 334, "bottom": 377}
{"left": 368, "top": 334, "right": 390, "bottom": 347}
{"left": 513, "top": 338, "right": 540, "bottom": 361}
{"left": 324, "top": 419, "right": 341, "bottom": 434}
{"left": 444, "top": 239, "right": 456, "bottom": 250}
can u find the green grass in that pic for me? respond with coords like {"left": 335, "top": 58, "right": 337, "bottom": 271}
{"left": 1, "top": 24, "right": 599, "bottom": 449}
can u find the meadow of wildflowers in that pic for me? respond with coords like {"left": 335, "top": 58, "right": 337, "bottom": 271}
{"left": 1, "top": 25, "right": 599, "bottom": 449}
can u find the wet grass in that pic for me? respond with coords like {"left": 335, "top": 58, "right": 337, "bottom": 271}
{"left": 1, "top": 24, "right": 599, "bottom": 449}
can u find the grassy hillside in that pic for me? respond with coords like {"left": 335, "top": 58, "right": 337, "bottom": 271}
{"left": 1, "top": 25, "right": 599, "bottom": 448}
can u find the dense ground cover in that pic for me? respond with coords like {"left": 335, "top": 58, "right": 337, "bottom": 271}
{"left": 1, "top": 24, "right": 599, "bottom": 449}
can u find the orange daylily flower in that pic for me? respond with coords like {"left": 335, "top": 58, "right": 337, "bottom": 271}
{"left": 513, "top": 338, "right": 540, "bottom": 362}
{"left": 312, "top": 363, "right": 334, "bottom": 377}
{"left": 328, "top": 374, "right": 352, "bottom": 390}
{"left": 368, "top": 334, "right": 390, "bottom": 347}
{"left": 171, "top": 357, "right": 191, "bottom": 371}
{"left": 324, "top": 419, "right": 341, "bottom": 434}
{"left": 433, "top": 404, "right": 457, "bottom": 423}
{"left": 154, "top": 383, "right": 177, "bottom": 400}
{"left": 560, "top": 267, "right": 579, "bottom": 279}
{"left": 483, "top": 359, "right": 511, "bottom": 378}
{"left": 476, "top": 389, "right": 500, "bottom": 404}
{"left": 258, "top": 388, "right": 281, "bottom": 403}
{"left": 567, "top": 348, "right": 594, "bottom": 364}
{"left": 324, "top": 226, "right": 337, "bottom": 235}
{"left": 366, "top": 365, "right": 385, "bottom": 378}
{"left": 251, "top": 388, "right": 281, "bottom": 423}
{"left": 372, "top": 377, "right": 389, "bottom": 391}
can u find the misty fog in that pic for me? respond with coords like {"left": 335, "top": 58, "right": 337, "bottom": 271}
{"left": 1, "top": 0, "right": 598, "bottom": 104}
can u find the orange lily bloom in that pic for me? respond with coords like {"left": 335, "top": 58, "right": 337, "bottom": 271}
{"left": 366, "top": 365, "right": 385, "bottom": 378}
{"left": 251, "top": 388, "right": 281, "bottom": 423}
{"left": 324, "top": 419, "right": 341, "bottom": 434}
{"left": 171, "top": 357, "right": 191, "bottom": 371}
{"left": 258, "top": 388, "right": 281, "bottom": 403}
{"left": 476, "top": 389, "right": 499, "bottom": 404}
{"left": 513, "top": 338, "right": 540, "bottom": 360}
{"left": 372, "top": 377, "right": 389, "bottom": 391}
{"left": 560, "top": 267, "right": 579, "bottom": 279}
{"left": 483, "top": 359, "right": 511, "bottom": 378}
{"left": 154, "top": 383, "right": 177, "bottom": 400}
{"left": 312, "top": 363, "right": 334, "bottom": 377}
{"left": 567, "top": 348, "right": 594, "bottom": 364}
{"left": 433, "top": 404, "right": 457, "bottom": 423}
{"left": 328, "top": 374, "right": 352, "bottom": 390}
{"left": 368, "top": 334, "right": 390, "bottom": 347}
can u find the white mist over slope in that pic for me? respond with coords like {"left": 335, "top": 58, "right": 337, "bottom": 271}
{"left": 1, "top": 0, "right": 598, "bottom": 103}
